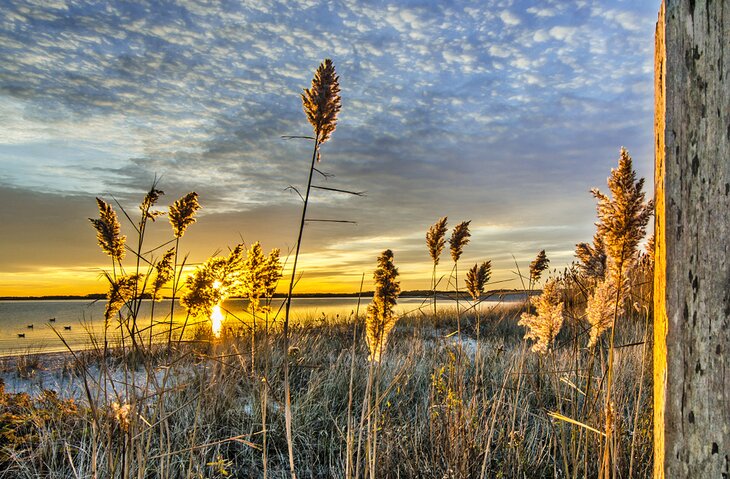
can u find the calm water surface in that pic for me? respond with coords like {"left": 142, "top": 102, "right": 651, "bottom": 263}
{"left": 0, "top": 296, "right": 520, "bottom": 356}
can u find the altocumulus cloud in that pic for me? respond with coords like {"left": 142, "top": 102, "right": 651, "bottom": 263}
{"left": 0, "top": 0, "right": 657, "bottom": 293}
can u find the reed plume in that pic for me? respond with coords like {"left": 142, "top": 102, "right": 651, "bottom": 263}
{"left": 518, "top": 279, "right": 564, "bottom": 354}
{"left": 465, "top": 261, "right": 491, "bottom": 301}
{"left": 642, "top": 233, "right": 655, "bottom": 268}
{"left": 242, "top": 242, "right": 282, "bottom": 313}
{"left": 449, "top": 220, "right": 470, "bottom": 346}
{"left": 529, "top": 250, "right": 550, "bottom": 283}
{"left": 591, "top": 147, "right": 653, "bottom": 283}
{"left": 449, "top": 221, "right": 471, "bottom": 262}
{"left": 181, "top": 245, "right": 245, "bottom": 318}
{"left": 110, "top": 402, "right": 132, "bottom": 432}
{"left": 427, "top": 217, "right": 448, "bottom": 265}
{"left": 104, "top": 273, "right": 141, "bottom": 321}
{"left": 180, "top": 260, "right": 224, "bottom": 318}
{"left": 645, "top": 233, "right": 655, "bottom": 259}
{"left": 302, "top": 58, "right": 341, "bottom": 147}
{"left": 586, "top": 277, "right": 619, "bottom": 347}
{"left": 365, "top": 249, "right": 401, "bottom": 363}
{"left": 152, "top": 248, "right": 176, "bottom": 301}
{"left": 169, "top": 192, "right": 200, "bottom": 238}
{"left": 140, "top": 187, "right": 165, "bottom": 222}
{"left": 427, "top": 217, "right": 448, "bottom": 314}
{"left": 263, "top": 248, "right": 282, "bottom": 300}
{"left": 90, "top": 198, "right": 126, "bottom": 261}
{"left": 592, "top": 148, "right": 652, "bottom": 476}
{"left": 575, "top": 233, "right": 607, "bottom": 280}
{"left": 283, "top": 60, "right": 343, "bottom": 478}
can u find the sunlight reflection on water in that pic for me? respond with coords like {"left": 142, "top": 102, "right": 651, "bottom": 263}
{"left": 0, "top": 295, "right": 525, "bottom": 355}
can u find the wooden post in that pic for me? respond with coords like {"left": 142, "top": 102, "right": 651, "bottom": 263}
{"left": 654, "top": 1, "right": 729, "bottom": 477}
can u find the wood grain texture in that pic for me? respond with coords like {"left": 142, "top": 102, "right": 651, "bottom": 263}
{"left": 656, "top": 0, "right": 729, "bottom": 476}
{"left": 653, "top": 2, "right": 667, "bottom": 477}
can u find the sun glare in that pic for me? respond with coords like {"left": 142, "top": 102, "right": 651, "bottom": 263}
{"left": 210, "top": 303, "right": 224, "bottom": 338}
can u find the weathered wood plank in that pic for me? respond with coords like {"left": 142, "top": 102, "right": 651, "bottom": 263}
{"left": 655, "top": 0, "right": 729, "bottom": 476}
{"left": 653, "top": 2, "right": 667, "bottom": 477}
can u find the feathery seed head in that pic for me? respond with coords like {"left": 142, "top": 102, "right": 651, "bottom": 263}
{"left": 426, "top": 217, "right": 448, "bottom": 265}
{"left": 518, "top": 279, "right": 564, "bottom": 354}
{"left": 140, "top": 186, "right": 165, "bottom": 222}
{"left": 110, "top": 402, "right": 132, "bottom": 432}
{"left": 169, "top": 192, "right": 200, "bottom": 238}
{"left": 586, "top": 278, "right": 622, "bottom": 348}
{"left": 529, "top": 250, "right": 550, "bottom": 283}
{"left": 365, "top": 249, "right": 401, "bottom": 363}
{"left": 181, "top": 244, "right": 246, "bottom": 318}
{"left": 90, "top": 198, "right": 126, "bottom": 261}
{"left": 105, "top": 273, "right": 141, "bottom": 322}
{"left": 643, "top": 233, "right": 655, "bottom": 267}
{"left": 152, "top": 247, "right": 176, "bottom": 300}
{"left": 242, "top": 242, "right": 283, "bottom": 313}
{"left": 592, "top": 148, "right": 653, "bottom": 283}
{"left": 466, "top": 260, "right": 492, "bottom": 301}
{"left": 302, "top": 58, "right": 341, "bottom": 147}
{"left": 263, "top": 248, "right": 282, "bottom": 298}
{"left": 449, "top": 221, "right": 471, "bottom": 262}
{"left": 575, "top": 233, "right": 607, "bottom": 280}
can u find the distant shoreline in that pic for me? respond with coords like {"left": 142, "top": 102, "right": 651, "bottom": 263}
{"left": 0, "top": 289, "right": 538, "bottom": 301}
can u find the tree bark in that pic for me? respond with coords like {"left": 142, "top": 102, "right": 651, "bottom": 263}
{"left": 654, "top": 1, "right": 729, "bottom": 477}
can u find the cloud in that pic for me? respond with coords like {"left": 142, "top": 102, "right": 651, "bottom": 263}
{"left": 527, "top": 7, "right": 557, "bottom": 18}
{"left": 499, "top": 10, "right": 521, "bottom": 26}
{"left": 0, "top": 0, "right": 657, "bottom": 293}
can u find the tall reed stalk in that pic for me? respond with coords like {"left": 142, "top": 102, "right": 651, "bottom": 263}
{"left": 282, "top": 58, "right": 341, "bottom": 479}
{"left": 167, "top": 191, "right": 200, "bottom": 352}
{"left": 361, "top": 249, "right": 400, "bottom": 478}
{"left": 589, "top": 148, "right": 652, "bottom": 478}
{"left": 448, "top": 221, "right": 471, "bottom": 347}
{"left": 427, "top": 217, "right": 448, "bottom": 316}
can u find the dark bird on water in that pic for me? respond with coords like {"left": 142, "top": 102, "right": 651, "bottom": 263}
{"left": 64, "top": 326, "right": 72, "bottom": 330}
{"left": 27, "top": 324, "right": 33, "bottom": 329}
{"left": 18, "top": 333, "right": 25, "bottom": 338}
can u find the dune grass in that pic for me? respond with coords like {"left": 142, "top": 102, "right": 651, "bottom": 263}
{"left": 0, "top": 301, "right": 653, "bottom": 478}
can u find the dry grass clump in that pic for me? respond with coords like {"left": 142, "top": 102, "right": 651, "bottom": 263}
{"left": 0, "top": 303, "right": 654, "bottom": 479}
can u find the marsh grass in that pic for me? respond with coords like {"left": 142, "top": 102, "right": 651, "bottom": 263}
{"left": 0, "top": 302, "right": 653, "bottom": 478}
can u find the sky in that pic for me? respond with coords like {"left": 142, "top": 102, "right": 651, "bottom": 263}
{"left": 0, "top": 0, "right": 659, "bottom": 296}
